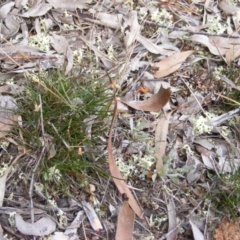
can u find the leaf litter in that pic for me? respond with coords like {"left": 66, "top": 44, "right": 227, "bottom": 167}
{"left": 0, "top": 0, "right": 240, "bottom": 239}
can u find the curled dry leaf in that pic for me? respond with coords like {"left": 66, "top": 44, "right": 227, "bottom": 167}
{"left": 153, "top": 50, "right": 194, "bottom": 78}
{"left": 2, "top": 15, "right": 20, "bottom": 39}
{"left": 120, "top": 86, "right": 171, "bottom": 112}
{"left": 15, "top": 214, "right": 56, "bottom": 236}
{"left": 115, "top": 198, "right": 135, "bottom": 240}
{"left": 0, "top": 2, "right": 15, "bottom": 19}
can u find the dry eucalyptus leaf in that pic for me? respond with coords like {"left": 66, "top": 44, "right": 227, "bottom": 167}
{"left": 2, "top": 15, "right": 20, "bottom": 38}
{"left": 108, "top": 106, "right": 144, "bottom": 219}
{"left": 0, "top": 170, "right": 9, "bottom": 207}
{"left": 190, "top": 220, "right": 204, "bottom": 240}
{"left": 190, "top": 35, "right": 240, "bottom": 64}
{"left": 186, "top": 155, "right": 203, "bottom": 183}
{"left": 124, "top": 11, "right": 141, "bottom": 50}
{"left": 49, "top": 232, "right": 69, "bottom": 240}
{"left": 22, "top": 2, "right": 52, "bottom": 17}
{"left": 153, "top": 50, "right": 194, "bottom": 78}
{"left": 137, "top": 36, "right": 179, "bottom": 55}
{"left": 15, "top": 214, "right": 56, "bottom": 236}
{"left": 82, "top": 201, "right": 103, "bottom": 232}
{"left": 120, "top": 86, "right": 171, "bottom": 112}
{"left": 86, "top": 12, "right": 123, "bottom": 29}
{"left": 155, "top": 112, "right": 171, "bottom": 171}
{"left": 225, "top": 47, "right": 240, "bottom": 65}
{"left": 196, "top": 145, "right": 216, "bottom": 170}
{"left": 218, "top": 0, "right": 240, "bottom": 15}
{"left": 47, "top": 0, "right": 92, "bottom": 10}
{"left": 0, "top": 225, "right": 3, "bottom": 239}
{"left": 0, "top": 2, "right": 15, "bottom": 19}
{"left": 0, "top": 95, "right": 18, "bottom": 138}
{"left": 167, "top": 198, "right": 178, "bottom": 240}
{"left": 64, "top": 211, "right": 84, "bottom": 239}
{"left": 51, "top": 34, "right": 73, "bottom": 74}
{"left": 115, "top": 199, "right": 135, "bottom": 240}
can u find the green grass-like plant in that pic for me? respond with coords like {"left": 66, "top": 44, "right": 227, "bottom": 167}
{"left": 209, "top": 171, "right": 240, "bottom": 218}
{"left": 16, "top": 70, "right": 112, "bottom": 188}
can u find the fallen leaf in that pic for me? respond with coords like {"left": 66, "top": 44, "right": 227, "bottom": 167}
{"left": 153, "top": 50, "right": 194, "bottom": 78}
{"left": 2, "top": 15, "right": 20, "bottom": 39}
{"left": 137, "top": 36, "right": 179, "bottom": 55}
{"left": 155, "top": 111, "right": 172, "bottom": 171}
{"left": 64, "top": 211, "right": 84, "bottom": 239}
{"left": 167, "top": 198, "right": 178, "bottom": 240}
{"left": 218, "top": 0, "right": 240, "bottom": 15}
{"left": 49, "top": 232, "right": 69, "bottom": 240}
{"left": 186, "top": 155, "right": 203, "bottom": 183}
{"left": 196, "top": 145, "right": 216, "bottom": 170}
{"left": 47, "top": 0, "right": 92, "bottom": 10}
{"left": 15, "top": 214, "right": 56, "bottom": 236}
{"left": 120, "top": 86, "right": 171, "bottom": 112}
{"left": 115, "top": 196, "right": 135, "bottom": 240}
{"left": 190, "top": 220, "right": 204, "bottom": 240}
{"left": 81, "top": 201, "right": 103, "bottom": 231}
{"left": 0, "top": 95, "right": 18, "bottom": 138}
{"left": 0, "top": 2, "right": 15, "bottom": 19}
{"left": 190, "top": 35, "right": 240, "bottom": 64}
{"left": 225, "top": 47, "right": 240, "bottom": 65}
{"left": 0, "top": 170, "right": 9, "bottom": 207}
{"left": 108, "top": 99, "right": 143, "bottom": 219}
{"left": 124, "top": 11, "right": 141, "bottom": 50}
{"left": 0, "top": 225, "right": 3, "bottom": 240}
{"left": 51, "top": 34, "right": 73, "bottom": 74}
{"left": 81, "top": 12, "right": 123, "bottom": 29}
{"left": 189, "top": 35, "right": 225, "bottom": 55}
{"left": 21, "top": 2, "right": 52, "bottom": 17}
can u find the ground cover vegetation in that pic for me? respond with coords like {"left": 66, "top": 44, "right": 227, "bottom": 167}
{"left": 1, "top": 0, "right": 240, "bottom": 239}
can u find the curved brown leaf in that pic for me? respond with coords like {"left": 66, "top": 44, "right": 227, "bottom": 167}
{"left": 108, "top": 99, "right": 143, "bottom": 219}
{"left": 116, "top": 198, "right": 135, "bottom": 240}
{"left": 153, "top": 50, "right": 194, "bottom": 78}
{"left": 120, "top": 86, "right": 171, "bottom": 112}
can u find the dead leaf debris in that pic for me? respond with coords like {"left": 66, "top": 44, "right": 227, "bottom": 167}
{"left": 0, "top": 0, "right": 240, "bottom": 239}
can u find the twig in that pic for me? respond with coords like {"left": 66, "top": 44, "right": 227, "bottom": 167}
{"left": 48, "top": 121, "right": 70, "bottom": 149}
{"left": 82, "top": 217, "right": 87, "bottom": 240}
{"left": 143, "top": 20, "right": 240, "bottom": 38}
